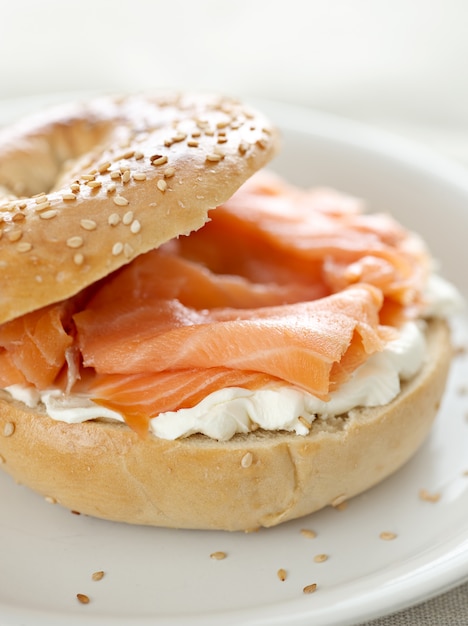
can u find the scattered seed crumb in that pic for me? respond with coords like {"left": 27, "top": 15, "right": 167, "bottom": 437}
{"left": 300, "top": 529, "right": 317, "bottom": 539}
{"left": 92, "top": 571, "right": 105, "bottom": 581}
{"left": 313, "top": 553, "right": 328, "bottom": 563}
{"left": 210, "top": 551, "right": 227, "bottom": 560}
{"left": 419, "top": 488, "right": 441, "bottom": 503}
{"left": 76, "top": 593, "right": 90, "bottom": 605}
{"left": 44, "top": 496, "right": 57, "bottom": 504}
{"left": 379, "top": 531, "right": 397, "bottom": 541}
{"left": 71, "top": 510, "right": 81, "bottom": 515}
{"left": 303, "top": 583, "right": 318, "bottom": 594}
{"left": 277, "top": 568, "right": 287, "bottom": 581}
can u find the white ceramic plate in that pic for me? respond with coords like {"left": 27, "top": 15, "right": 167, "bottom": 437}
{"left": 0, "top": 95, "right": 467, "bottom": 626}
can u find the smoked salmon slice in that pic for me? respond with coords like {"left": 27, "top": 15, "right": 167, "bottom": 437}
{"left": 0, "top": 170, "right": 430, "bottom": 435}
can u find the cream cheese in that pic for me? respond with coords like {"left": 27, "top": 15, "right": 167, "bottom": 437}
{"left": 5, "top": 273, "right": 462, "bottom": 442}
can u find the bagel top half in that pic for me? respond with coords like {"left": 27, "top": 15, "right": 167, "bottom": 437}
{"left": 0, "top": 93, "right": 279, "bottom": 325}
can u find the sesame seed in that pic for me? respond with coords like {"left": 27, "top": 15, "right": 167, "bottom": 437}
{"left": 17, "top": 201, "right": 27, "bottom": 209}
{"left": 87, "top": 180, "right": 102, "bottom": 189}
{"left": 238, "top": 142, "right": 249, "bottom": 155}
{"left": 81, "top": 174, "right": 95, "bottom": 181}
{"left": 12, "top": 212, "right": 25, "bottom": 222}
{"left": 313, "top": 554, "right": 328, "bottom": 563}
{"left": 70, "top": 183, "right": 80, "bottom": 193}
{"left": 151, "top": 155, "right": 168, "bottom": 166}
{"left": 204, "top": 129, "right": 215, "bottom": 137}
{"left": 210, "top": 551, "right": 227, "bottom": 560}
{"left": 277, "top": 569, "right": 287, "bottom": 582}
{"left": 187, "top": 140, "right": 199, "bottom": 148}
{"left": 122, "top": 211, "right": 134, "bottom": 225}
{"left": 113, "top": 195, "right": 129, "bottom": 206}
{"left": 66, "top": 236, "right": 84, "bottom": 249}
{"left": 217, "top": 137, "right": 228, "bottom": 144}
{"left": 300, "top": 529, "right": 317, "bottom": 539}
{"left": 241, "top": 452, "right": 253, "bottom": 468}
{"left": 73, "top": 253, "right": 84, "bottom": 266}
{"left": 379, "top": 531, "right": 397, "bottom": 541}
{"left": 3, "top": 422, "right": 15, "bottom": 437}
{"left": 7, "top": 230, "right": 22, "bottom": 242}
{"left": 45, "top": 496, "right": 57, "bottom": 504}
{"left": 106, "top": 183, "right": 116, "bottom": 194}
{"left": 120, "top": 149, "right": 135, "bottom": 159}
{"left": 256, "top": 138, "right": 268, "bottom": 149}
{"left": 98, "top": 161, "right": 111, "bottom": 173}
{"left": 205, "top": 153, "right": 222, "bottom": 162}
{"left": 303, "top": 583, "right": 318, "bottom": 594}
{"left": 76, "top": 593, "right": 90, "bottom": 605}
{"left": 35, "top": 195, "right": 49, "bottom": 205}
{"left": 134, "top": 151, "right": 144, "bottom": 160}
{"left": 92, "top": 571, "right": 105, "bottom": 581}
{"left": 331, "top": 494, "right": 347, "bottom": 508}
{"left": 133, "top": 172, "right": 147, "bottom": 181}
{"left": 298, "top": 416, "right": 311, "bottom": 430}
{"left": 122, "top": 170, "right": 131, "bottom": 184}
{"left": 172, "top": 133, "right": 187, "bottom": 143}
{"left": 110, "top": 170, "right": 122, "bottom": 180}
{"left": 191, "top": 130, "right": 201, "bottom": 138}
{"left": 62, "top": 193, "right": 77, "bottom": 201}
{"left": 164, "top": 167, "right": 175, "bottom": 178}
{"left": 80, "top": 219, "right": 97, "bottom": 231}
{"left": 419, "top": 489, "right": 441, "bottom": 503}
{"left": 112, "top": 242, "right": 123, "bottom": 256}
{"left": 124, "top": 243, "right": 134, "bottom": 258}
{"left": 157, "top": 179, "right": 167, "bottom": 192}
{"left": 16, "top": 242, "right": 32, "bottom": 253}
{"left": 130, "top": 219, "right": 141, "bottom": 234}
{"left": 34, "top": 201, "right": 51, "bottom": 212}
{"left": 164, "top": 139, "right": 173, "bottom": 147}
{"left": 108, "top": 213, "right": 121, "bottom": 226}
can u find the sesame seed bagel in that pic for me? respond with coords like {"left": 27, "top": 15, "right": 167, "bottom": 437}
{"left": 0, "top": 93, "right": 278, "bottom": 325}
{"left": 0, "top": 318, "right": 451, "bottom": 531}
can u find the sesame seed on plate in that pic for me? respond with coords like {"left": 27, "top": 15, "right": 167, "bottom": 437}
{"left": 303, "top": 583, "right": 318, "bottom": 594}
{"left": 133, "top": 172, "right": 146, "bottom": 181}
{"left": 157, "top": 179, "right": 167, "bottom": 192}
{"left": 277, "top": 569, "right": 287, "bottom": 582}
{"left": 76, "top": 593, "right": 90, "bottom": 605}
{"left": 92, "top": 571, "right": 105, "bottom": 581}
{"left": 379, "top": 531, "right": 397, "bottom": 541}
{"left": 210, "top": 551, "right": 227, "bottom": 560}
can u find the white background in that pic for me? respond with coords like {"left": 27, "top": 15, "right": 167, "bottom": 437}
{"left": 1, "top": 0, "right": 468, "bottom": 162}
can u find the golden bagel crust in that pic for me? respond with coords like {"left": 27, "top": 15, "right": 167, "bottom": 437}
{"left": 0, "top": 319, "right": 451, "bottom": 531}
{"left": 0, "top": 93, "right": 278, "bottom": 324}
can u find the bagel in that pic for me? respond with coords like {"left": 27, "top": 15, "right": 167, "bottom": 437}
{"left": 0, "top": 93, "right": 278, "bottom": 325}
{"left": 0, "top": 94, "right": 457, "bottom": 531}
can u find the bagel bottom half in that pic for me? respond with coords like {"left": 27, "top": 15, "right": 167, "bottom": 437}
{"left": 0, "top": 319, "right": 451, "bottom": 531}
